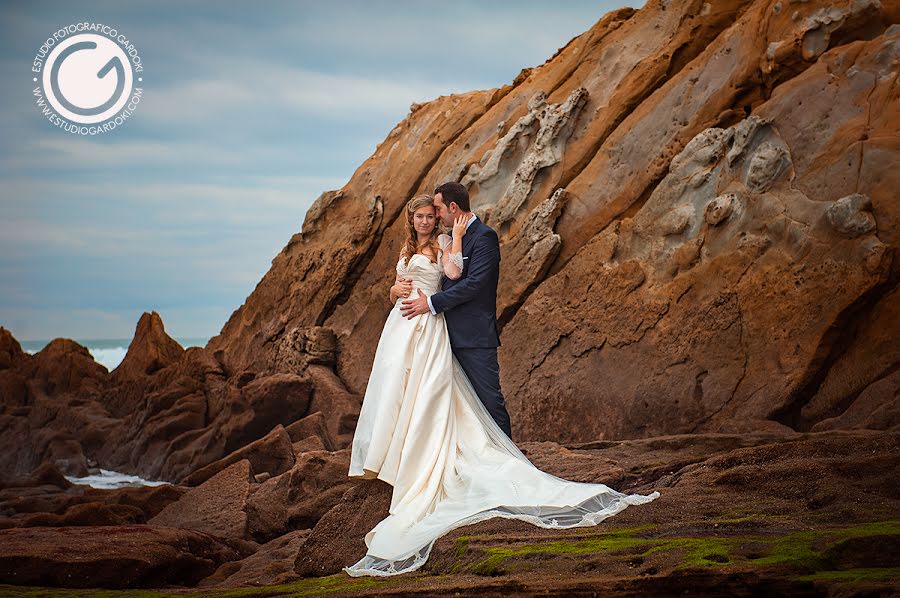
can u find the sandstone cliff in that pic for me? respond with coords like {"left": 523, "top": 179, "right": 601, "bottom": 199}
{"left": 207, "top": 0, "right": 899, "bottom": 445}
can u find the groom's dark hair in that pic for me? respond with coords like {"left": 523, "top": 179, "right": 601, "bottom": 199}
{"left": 434, "top": 181, "right": 471, "bottom": 212}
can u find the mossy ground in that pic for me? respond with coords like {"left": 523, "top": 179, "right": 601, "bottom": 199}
{"left": 2, "top": 520, "right": 897, "bottom": 596}
{"left": 455, "top": 519, "right": 900, "bottom": 580}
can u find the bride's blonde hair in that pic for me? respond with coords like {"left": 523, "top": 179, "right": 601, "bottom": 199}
{"left": 402, "top": 194, "right": 440, "bottom": 264}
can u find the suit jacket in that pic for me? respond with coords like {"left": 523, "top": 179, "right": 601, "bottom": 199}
{"left": 430, "top": 217, "right": 501, "bottom": 349}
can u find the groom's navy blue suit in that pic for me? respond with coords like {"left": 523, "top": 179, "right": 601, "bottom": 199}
{"left": 427, "top": 215, "right": 513, "bottom": 441}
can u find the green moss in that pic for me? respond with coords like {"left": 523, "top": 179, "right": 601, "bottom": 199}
{"left": 748, "top": 520, "right": 900, "bottom": 571}
{"left": 713, "top": 515, "right": 756, "bottom": 524}
{"left": 208, "top": 574, "right": 387, "bottom": 597}
{"left": 796, "top": 568, "right": 900, "bottom": 583}
{"left": 747, "top": 531, "right": 828, "bottom": 570}
{"left": 469, "top": 551, "right": 512, "bottom": 576}
{"left": 455, "top": 535, "right": 470, "bottom": 558}
{"left": 460, "top": 519, "right": 900, "bottom": 577}
{"left": 839, "top": 520, "right": 900, "bottom": 537}
{"left": 464, "top": 525, "right": 657, "bottom": 576}
{"left": 445, "top": 561, "right": 463, "bottom": 575}
{"left": 641, "top": 537, "right": 739, "bottom": 568}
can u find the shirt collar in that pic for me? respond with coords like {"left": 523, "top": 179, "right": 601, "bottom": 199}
{"left": 465, "top": 213, "right": 477, "bottom": 230}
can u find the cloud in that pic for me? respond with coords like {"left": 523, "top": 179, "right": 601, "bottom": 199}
{"left": 0, "top": 304, "right": 229, "bottom": 341}
{"left": 0, "top": 176, "right": 344, "bottom": 253}
{"left": 133, "top": 61, "right": 489, "bottom": 127}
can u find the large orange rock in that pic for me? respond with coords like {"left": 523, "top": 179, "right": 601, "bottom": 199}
{"left": 112, "top": 310, "right": 184, "bottom": 381}
{"left": 501, "top": 26, "right": 898, "bottom": 441}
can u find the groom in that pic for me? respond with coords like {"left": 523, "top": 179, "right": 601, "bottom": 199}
{"left": 400, "top": 181, "right": 513, "bottom": 441}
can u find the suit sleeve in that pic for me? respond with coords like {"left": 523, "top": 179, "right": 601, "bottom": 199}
{"left": 430, "top": 229, "right": 499, "bottom": 314}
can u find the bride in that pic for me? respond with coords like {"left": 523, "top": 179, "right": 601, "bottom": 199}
{"left": 343, "top": 193, "right": 660, "bottom": 577}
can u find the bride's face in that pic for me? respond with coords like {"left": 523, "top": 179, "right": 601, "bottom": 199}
{"left": 413, "top": 205, "right": 437, "bottom": 237}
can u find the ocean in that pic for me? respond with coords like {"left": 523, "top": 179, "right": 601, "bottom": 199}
{"left": 63, "top": 469, "right": 172, "bottom": 489}
{"left": 20, "top": 337, "right": 210, "bottom": 371}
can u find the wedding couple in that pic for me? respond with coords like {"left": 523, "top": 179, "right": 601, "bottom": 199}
{"left": 344, "top": 181, "right": 660, "bottom": 577}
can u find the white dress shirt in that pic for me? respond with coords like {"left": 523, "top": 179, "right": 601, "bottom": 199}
{"left": 427, "top": 213, "right": 477, "bottom": 315}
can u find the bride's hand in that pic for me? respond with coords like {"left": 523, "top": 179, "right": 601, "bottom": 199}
{"left": 452, "top": 214, "right": 468, "bottom": 238}
{"left": 391, "top": 277, "right": 413, "bottom": 301}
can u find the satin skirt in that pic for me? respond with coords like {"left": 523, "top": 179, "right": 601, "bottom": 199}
{"left": 345, "top": 300, "right": 661, "bottom": 576}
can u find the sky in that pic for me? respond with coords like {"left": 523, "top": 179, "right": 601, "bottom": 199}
{"left": 0, "top": 0, "right": 643, "bottom": 343}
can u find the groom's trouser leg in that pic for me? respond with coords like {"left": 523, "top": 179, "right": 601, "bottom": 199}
{"left": 453, "top": 347, "right": 513, "bottom": 441}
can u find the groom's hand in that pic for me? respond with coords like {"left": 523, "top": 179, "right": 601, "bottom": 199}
{"left": 400, "top": 289, "right": 430, "bottom": 319}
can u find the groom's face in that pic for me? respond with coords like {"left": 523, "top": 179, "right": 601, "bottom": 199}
{"left": 433, "top": 193, "right": 456, "bottom": 228}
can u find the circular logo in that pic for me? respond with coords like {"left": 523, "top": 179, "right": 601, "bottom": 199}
{"left": 31, "top": 23, "right": 144, "bottom": 135}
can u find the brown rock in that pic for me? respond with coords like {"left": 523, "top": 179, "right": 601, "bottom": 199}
{"left": 0, "top": 461, "right": 73, "bottom": 490}
{"left": 181, "top": 424, "right": 295, "bottom": 487}
{"left": 0, "top": 477, "right": 185, "bottom": 530}
{"left": 499, "top": 24, "right": 898, "bottom": 442}
{"left": 496, "top": 188, "right": 566, "bottom": 325}
{"left": 245, "top": 449, "right": 352, "bottom": 543}
{"left": 112, "top": 311, "right": 184, "bottom": 381}
{"left": 233, "top": 374, "right": 313, "bottom": 448}
{"left": 811, "top": 369, "right": 900, "bottom": 432}
{"left": 0, "top": 524, "right": 250, "bottom": 588}
{"left": 284, "top": 410, "right": 335, "bottom": 451}
{"left": 26, "top": 338, "right": 107, "bottom": 396}
{"left": 54, "top": 501, "right": 145, "bottom": 526}
{"left": 149, "top": 459, "right": 253, "bottom": 539}
{"left": 293, "top": 478, "right": 392, "bottom": 577}
{"left": 273, "top": 326, "right": 338, "bottom": 374}
{"left": 303, "top": 365, "right": 360, "bottom": 450}
{"left": 0, "top": 326, "right": 29, "bottom": 371}
{"left": 518, "top": 441, "right": 625, "bottom": 484}
{"left": 291, "top": 435, "right": 327, "bottom": 455}
{"left": 199, "top": 528, "right": 310, "bottom": 588}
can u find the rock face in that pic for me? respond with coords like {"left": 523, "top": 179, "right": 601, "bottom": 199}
{"left": 202, "top": 0, "right": 895, "bottom": 445}
{"left": 149, "top": 459, "right": 255, "bottom": 538}
{"left": 501, "top": 21, "right": 899, "bottom": 442}
{"left": 112, "top": 311, "right": 184, "bottom": 382}
{"left": 0, "top": 524, "right": 251, "bottom": 588}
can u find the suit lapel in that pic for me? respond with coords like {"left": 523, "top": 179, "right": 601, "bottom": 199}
{"left": 462, "top": 218, "right": 481, "bottom": 257}
{"left": 444, "top": 218, "right": 480, "bottom": 290}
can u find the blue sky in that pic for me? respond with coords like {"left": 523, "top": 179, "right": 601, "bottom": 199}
{"left": 1, "top": 0, "right": 642, "bottom": 342}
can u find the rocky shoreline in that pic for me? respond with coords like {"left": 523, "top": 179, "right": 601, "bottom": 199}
{"left": 0, "top": 428, "right": 897, "bottom": 595}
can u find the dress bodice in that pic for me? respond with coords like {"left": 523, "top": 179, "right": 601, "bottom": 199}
{"left": 396, "top": 252, "right": 444, "bottom": 298}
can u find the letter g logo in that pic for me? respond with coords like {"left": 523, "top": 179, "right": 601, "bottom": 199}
{"left": 43, "top": 33, "right": 133, "bottom": 124}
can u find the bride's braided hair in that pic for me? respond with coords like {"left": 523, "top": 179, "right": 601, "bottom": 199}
{"left": 401, "top": 194, "right": 441, "bottom": 264}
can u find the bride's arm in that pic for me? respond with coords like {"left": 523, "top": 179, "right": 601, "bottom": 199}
{"left": 430, "top": 230, "right": 498, "bottom": 314}
{"left": 389, "top": 272, "right": 402, "bottom": 303}
{"left": 390, "top": 251, "right": 412, "bottom": 303}
{"left": 440, "top": 233, "right": 464, "bottom": 280}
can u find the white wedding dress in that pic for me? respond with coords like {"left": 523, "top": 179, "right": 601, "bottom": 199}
{"left": 344, "top": 235, "right": 660, "bottom": 577}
